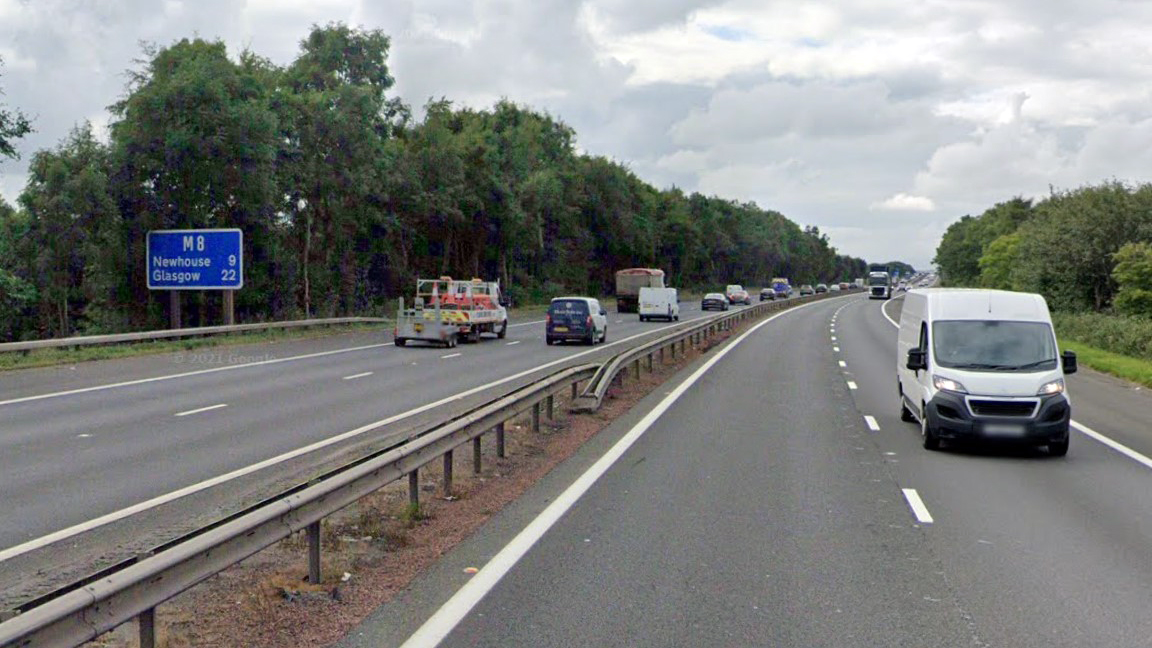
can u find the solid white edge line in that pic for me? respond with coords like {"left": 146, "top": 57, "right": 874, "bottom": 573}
{"left": 864, "top": 415, "right": 880, "bottom": 431}
{"left": 0, "top": 309, "right": 727, "bottom": 562}
{"left": 901, "top": 488, "right": 934, "bottom": 524}
{"left": 881, "top": 297, "right": 900, "bottom": 329}
{"left": 175, "top": 403, "right": 228, "bottom": 417}
{"left": 847, "top": 380, "right": 858, "bottom": 390}
{"left": 1072, "top": 421, "right": 1152, "bottom": 470}
{"left": 442, "top": 353, "right": 463, "bottom": 359}
{"left": 343, "top": 372, "right": 373, "bottom": 381}
{"left": 397, "top": 298, "right": 835, "bottom": 648}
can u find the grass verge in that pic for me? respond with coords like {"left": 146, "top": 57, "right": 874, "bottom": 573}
{"left": 1061, "top": 340, "right": 1152, "bottom": 389}
{"left": 0, "top": 323, "right": 386, "bottom": 373}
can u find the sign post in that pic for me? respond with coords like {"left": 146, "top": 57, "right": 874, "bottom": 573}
{"left": 147, "top": 229, "right": 243, "bottom": 328}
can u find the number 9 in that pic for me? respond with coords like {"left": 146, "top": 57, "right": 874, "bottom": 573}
{"left": 229, "top": 255, "right": 236, "bottom": 267}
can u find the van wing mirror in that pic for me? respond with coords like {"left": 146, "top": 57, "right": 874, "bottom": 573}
{"left": 600, "top": 308, "right": 607, "bottom": 316}
{"left": 906, "top": 348, "right": 927, "bottom": 372}
{"left": 1062, "top": 350, "right": 1078, "bottom": 375}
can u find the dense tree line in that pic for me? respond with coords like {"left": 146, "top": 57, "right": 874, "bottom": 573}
{"left": 0, "top": 25, "right": 869, "bottom": 341}
{"left": 934, "top": 183, "right": 1152, "bottom": 315}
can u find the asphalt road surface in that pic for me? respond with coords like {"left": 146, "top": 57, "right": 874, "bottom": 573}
{"left": 0, "top": 300, "right": 759, "bottom": 555}
{"left": 344, "top": 293, "right": 1152, "bottom": 648}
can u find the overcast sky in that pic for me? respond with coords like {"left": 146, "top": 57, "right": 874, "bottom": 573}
{"left": 4, "top": 0, "right": 1152, "bottom": 270}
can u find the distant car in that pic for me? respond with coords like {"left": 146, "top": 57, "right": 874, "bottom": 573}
{"left": 725, "top": 284, "right": 751, "bottom": 305}
{"left": 829, "top": 284, "right": 841, "bottom": 292}
{"left": 702, "top": 292, "right": 729, "bottom": 311}
{"left": 799, "top": 284, "right": 815, "bottom": 296}
{"left": 815, "top": 283, "right": 828, "bottom": 293}
{"left": 759, "top": 287, "right": 776, "bottom": 301}
{"left": 839, "top": 282, "right": 850, "bottom": 290}
{"left": 546, "top": 297, "right": 608, "bottom": 345}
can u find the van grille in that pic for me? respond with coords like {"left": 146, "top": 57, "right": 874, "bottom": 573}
{"left": 968, "top": 399, "right": 1038, "bottom": 418}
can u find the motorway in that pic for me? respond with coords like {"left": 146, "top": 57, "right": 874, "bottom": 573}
{"left": 338, "top": 293, "right": 1152, "bottom": 648}
{"left": 0, "top": 298, "right": 769, "bottom": 606}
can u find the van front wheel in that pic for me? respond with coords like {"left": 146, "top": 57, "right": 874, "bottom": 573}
{"left": 899, "top": 390, "right": 915, "bottom": 422}
{"left": 921, "top": 406, "right": 941, "bottom": 450}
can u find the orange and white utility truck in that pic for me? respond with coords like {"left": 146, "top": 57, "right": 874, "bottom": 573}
{"left": 394, "top": 277, "right": 509, "bottom": 347}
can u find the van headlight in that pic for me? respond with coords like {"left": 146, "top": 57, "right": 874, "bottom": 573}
{"left": 932, "top": 375, "right": 968, "bottom": 394}
{"left": 1037, "top": 378, "right": 1065, "bottom": 395}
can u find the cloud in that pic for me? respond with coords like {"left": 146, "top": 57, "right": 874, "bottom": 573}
{"left": 4, "top": 0, "right": 1152, "bottom": 271}
{"left": 871, "top": 193, "right": 936, "bottom": 212}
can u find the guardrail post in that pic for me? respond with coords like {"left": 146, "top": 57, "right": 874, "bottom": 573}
{"left": 671, "top": 342, "right": 677, "bottom": 360}
{"left": 443, "top": 451, "right": 454, "bottom": 495}
{"left": 496, "top": 422, "right": 506, "bottom": 457}
{"left": 409, "top": 470, "right": 419, "bottom": 509}
{"left": 473, "top": 437, "right": 482, "bottom": 474}
{"left": 660, "top": 347, "right": 665, "bottom": 363}
{"left": 681, "top": 339, "right": 687, "bottom": 354}
{"left": 307, "top": 520, "right": 322, "bottom": 584}
{"left": 546, "top": 394, "right": 555, "bottom": 420}
{"left": 633, "top": 359, "right": 641, "bottom": 379}
{"left": 647, "top": 353, "right": 653, "bottom": 372}
{"left": 533, "top": 402, "right": 541, "bottom": 433}
{"left": 571, "top": 381, "right": 579, "bottom": 400}
{"left": 139, "top": 608, "right": 156, "bottom": 648}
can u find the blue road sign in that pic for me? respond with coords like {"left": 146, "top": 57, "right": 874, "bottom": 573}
{"left": 147, "top": 229, "right": 243, "bottom": 290}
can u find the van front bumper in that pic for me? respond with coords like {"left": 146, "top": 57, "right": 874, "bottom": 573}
{"left": 926, "top": 391, "right": 1070, "bottom": 445}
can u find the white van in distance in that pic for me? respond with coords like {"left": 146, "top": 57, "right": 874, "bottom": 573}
{"left": 897, "top": 289, "right": 1077, "bottom": 455}
{"left": 639, "top": 287, "right": 680, "bottom": 322}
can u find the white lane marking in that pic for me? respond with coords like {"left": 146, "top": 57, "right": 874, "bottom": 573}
{"left": 615, "top": 319, "right": 623, "bottom": 324}
{"left": 0, "top": 341, "right": 394, "bottom": 407}
{"left": 0, "top": 310, "right": 724, "bottom": 562}
{"left": 833, "top": 346, "right": 841, "bottom": 353}
{"left": 847, "top": 381, "right": 858, "bottom": 390}
{"left": 831, "top": 336, "right": 838, "bottom": 341}
{"left": 441, "top": 353, "right": 462, "bottom": 359}
{"left": 902, "top": 488, "right": 935, "bottom": 524}
{"left": 397, "top": 299, "right": 832, "bottom": 648}
{"left": 838, "top": 360, "right": 847, "bottom": 368}
{"left": 508, "top": 319, "right": 544, "bottom": 328}
{"left": 76, "top": 433, "right": 92, "bottom": 439}
{"left": 343, "top": 372, "right": 373, "bottom": 381}
{"left": 505, "top": 341, "right": 521, "bottom": 346}
{"left": 175, "top": 403, "right": 228, "bottom": 417}
{"left": 864, "top": 415, "right": 880, "bottom": 431}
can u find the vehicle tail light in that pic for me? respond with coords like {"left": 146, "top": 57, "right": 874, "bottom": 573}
{"left": 546, "top": 314, "right": 551, "bottom": 325}
{"left": 587, "top": 316, "right": 594, "bottom": 328}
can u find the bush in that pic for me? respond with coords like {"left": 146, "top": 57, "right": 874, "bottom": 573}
{"left": 1052, "top": 311, "right": 1152, "bottom": 361}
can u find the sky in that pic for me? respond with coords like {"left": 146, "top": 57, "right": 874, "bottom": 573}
{"left": 4, "top": 1, "right": 1152, "bottom": 270}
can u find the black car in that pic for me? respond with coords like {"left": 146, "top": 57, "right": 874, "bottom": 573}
{"left": 815, "top": 283, "right": 828, "bottom": 294}
{"left": 799, "top": 284, "right": 815, "bottom": 296}
{"left": 701, "top": 292, "right": 729, "bottom": 311}
{"left": 759, "top": 287, "right": 776, "bottom": 301}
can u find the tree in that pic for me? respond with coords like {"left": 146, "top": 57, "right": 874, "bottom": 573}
{"left": 1112, "top": 241, "right": 1152, "bottom": 316}
{"left": 109, "top": 38, "right": 280, "bottom": 326}
{"left": 0, "top": 198, "right": 36, "bottom": 340}
{"left": 0, "top": 56, "right": 32, "bottom": 160}
{"left": 978, "top": 233, "right": 1021, "bottom": 290}
{"left": 18, "top": 123, "right": 118, "bottom": 336}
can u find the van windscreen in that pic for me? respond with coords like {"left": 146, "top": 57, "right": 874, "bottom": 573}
{"left": 932, "top": 320, "right": 1057, "bottom": 371}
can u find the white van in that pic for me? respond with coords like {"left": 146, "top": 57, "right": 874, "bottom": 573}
{"left": 639, "top": 287, "right": 680, "bottom": 322}
{"left": 896, "top": 289, "right": 1077, "bottom": 455}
